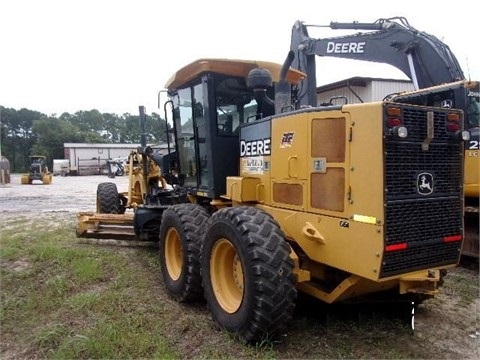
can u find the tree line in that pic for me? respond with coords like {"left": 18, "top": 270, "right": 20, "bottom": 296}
{"left": 0, "top": 106, "right": 168, "bottom": 172}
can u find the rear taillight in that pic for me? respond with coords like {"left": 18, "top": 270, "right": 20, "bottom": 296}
{"left": 386, "top": 106, "right": 408, "bottom": 139}
{"left": 443, "top": 235, "right": 462, "bottom": 243}
{"left": 447, "top": 123, "right": 460, "bottom": 132}
{"left": 386, "top": 242, "right": 408, "bottom": 252}
{"left": 446, "top": 111, "right": 470, "bottom": 141}
{"left": 387, "top": 118, "right": 402, "bottom": 127}
{"left": 446, "top": 111, "right": 461, "bottom": 133}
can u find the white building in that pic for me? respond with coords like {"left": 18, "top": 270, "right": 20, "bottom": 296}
{"left": 63, "top": 143, "right": 139, "bottom": 175}
{"left": 317, "top": 77, "right": 414, "bottom": 105}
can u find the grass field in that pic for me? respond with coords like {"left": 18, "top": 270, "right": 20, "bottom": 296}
{"left": 1, "top": 213, "right": 478, "bottom": 359}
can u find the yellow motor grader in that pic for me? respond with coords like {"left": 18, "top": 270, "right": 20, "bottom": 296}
{"left": 20, "top": 155, "right": 52, "bottom": 185}
{"left": 77, "top": 55, "right": 469, "bottom": 344}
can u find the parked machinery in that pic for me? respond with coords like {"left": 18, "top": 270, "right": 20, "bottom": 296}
{"left": 290, "top": 16, "right": 479, "bottom": 258}
{"left": 77, "top": 54, "right": 469, "bottom": 343}
{"left": 20, "top": 155, "right": 52, "bottom": 185}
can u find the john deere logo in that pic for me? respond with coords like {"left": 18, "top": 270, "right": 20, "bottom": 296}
{"left": 417, "top": 172, "right": 434, "bottom": 195}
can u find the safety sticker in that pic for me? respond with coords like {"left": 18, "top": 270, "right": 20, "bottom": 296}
{"left": 280, "top": 132, "right": 295, "bottom": 148}
{"left": 242, "top": 157, "right": 264, "bottom": 175}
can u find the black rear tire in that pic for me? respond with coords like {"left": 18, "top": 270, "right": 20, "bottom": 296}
{"left": 201, "top": 206, "right": 297, "bottom": 344}
{"left": 159, "top": 203, "right": 210, "bottom": 302}
{"left": 96, "top": 182, "right": 121, "bottom": 214}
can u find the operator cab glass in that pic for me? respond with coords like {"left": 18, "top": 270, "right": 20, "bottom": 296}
{"left": 169, "top": 72, "right": 259, "bottom": 198}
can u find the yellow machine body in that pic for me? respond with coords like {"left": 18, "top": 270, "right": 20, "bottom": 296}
{"left": 227, "top": 101, "right": 464, "bottom": 302}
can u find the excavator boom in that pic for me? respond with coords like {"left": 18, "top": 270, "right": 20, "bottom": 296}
{"left": 291, "top": 17, "right": 465, "bottom": 107}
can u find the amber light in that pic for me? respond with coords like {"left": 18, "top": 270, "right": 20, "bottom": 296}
{"left": 447, "top": 112, "right": 460, "bottom": 122}
{"left": 386, "top": 107, "right": 402, "bottom": 116}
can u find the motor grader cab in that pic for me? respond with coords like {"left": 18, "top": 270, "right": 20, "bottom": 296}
{"left": 77, "top": 54, "right": 469, "bottom": 343}
{"left": 290, "top": 16, "right": 479, "bottom": 258}
{"left": 21, "top": 155, "right": 52, "bottom": 185}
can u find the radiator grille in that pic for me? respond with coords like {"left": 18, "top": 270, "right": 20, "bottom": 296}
{"left": 385, "top": 143, "right": 462, "bottom": 200}
{"left": 381, "top": 106, "right": 463, "bottom": 278}
{"left": 381, "top": 198, "right": 462, "bottom": 277}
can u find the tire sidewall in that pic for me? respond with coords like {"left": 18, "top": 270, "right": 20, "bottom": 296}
{"left": 96, "top": 182, "right": 120, "bottom": 213}
{"left": 159, "top": 210, "right": 189, "bottom": 297}
{"left": 201, "top": 211, "right": 253, "bottom": 333}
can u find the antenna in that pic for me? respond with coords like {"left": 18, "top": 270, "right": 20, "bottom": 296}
{"left": 465, "top": 56, "right": 471, "bottom": 81}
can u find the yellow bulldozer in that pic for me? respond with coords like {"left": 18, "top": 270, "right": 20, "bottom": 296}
{"left": 20, "top": 155, "right": 52, "bottom": 185}
{"left": 77, "top": 55, "right": 470, "bottom": 344}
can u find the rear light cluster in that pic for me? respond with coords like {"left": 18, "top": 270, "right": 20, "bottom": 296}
{"left": 446, "top": 111, "right": 470, "bottom": 141}
{"left": 385, "top": 106, "right": 470, "bottom": 142}
{"left": 446, "top": 112, "right": 461, "bottom": 132}
{"left": 385, "top": 106, "right": 408, "bottom": 139}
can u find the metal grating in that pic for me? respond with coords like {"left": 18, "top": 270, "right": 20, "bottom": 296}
{"left": 381, "top": 106, "right": 463, "bottom": 278}
{"left": 385, "top": 142, "right": 462, "bottom": 200}
{"left": 381, "top": 242, "right": 461, "bottom": 277}
{"left": 387, "top": 108, "right": 453, "bottom": 143}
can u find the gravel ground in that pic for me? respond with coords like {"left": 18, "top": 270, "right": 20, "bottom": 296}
{"left": 0, "top": 173, "right": 129, "bottom": 219}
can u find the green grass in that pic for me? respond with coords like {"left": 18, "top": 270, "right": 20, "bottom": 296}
{"left": 443, "top": 268, "right": 479, "bottom": 305}
{"left": 0, "top": 215, "right": 179, "bottom": 359}
{"left": 1, "top": 214, "right": 478, "bottom": 359}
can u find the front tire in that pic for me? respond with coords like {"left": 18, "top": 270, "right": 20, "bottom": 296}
{"left": 20, "top": 174, "right": 30, "bottom": 184}
{"left": 201, "top": 206, "right": 297, "bottom": 344}
{"left": 42, "top": 174, "right": 52, "bottom": 184}
{"left": 159, "top": 203, "right": 210, "bottom": 302}
{"left": 96, "top": 182, "right": 121, "bottom": 213}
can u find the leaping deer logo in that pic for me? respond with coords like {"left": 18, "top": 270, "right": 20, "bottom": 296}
{"left": 417, "top": 172, "right": 434, "bottom": 195}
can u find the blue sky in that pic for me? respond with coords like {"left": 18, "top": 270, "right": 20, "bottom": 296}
{"left": 1, "top": 0, "right": 478, "bottom": 116}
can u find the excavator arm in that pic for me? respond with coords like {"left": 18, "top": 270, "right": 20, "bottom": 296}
{"left": 291, "top": 17, "right": 465, "bottom": 107}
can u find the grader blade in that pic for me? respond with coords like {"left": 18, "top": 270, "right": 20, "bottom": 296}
{"left": 76, "top": 212, "right": 136, "bottom": 241}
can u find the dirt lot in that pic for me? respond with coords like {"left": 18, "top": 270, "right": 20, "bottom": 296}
{"left": 1, "top": 174, "right": 479, "bottom": 359}
{"left": 0, "top": 174, "right": 129, "bottom": 219}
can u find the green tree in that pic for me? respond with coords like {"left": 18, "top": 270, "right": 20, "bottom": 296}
{"left": 103, "top": 112, "right": 125, "bottom": 142}
{"left": 70, "top": 109, "right": 105, "bottom": 133}
{"left": 121, "top": 111, "right": 168, "bottom": 144}
{"left": 0, "top": 106, "right": 44, "bottom": 172}
{"left": 1, "top": 106, "right": 170, "bottom": 173}
{"left": 31, "top": 116, "right": 84, "bottom": 166}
